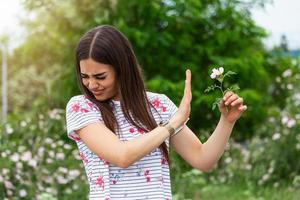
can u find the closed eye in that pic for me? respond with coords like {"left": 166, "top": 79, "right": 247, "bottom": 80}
{"left": 95, "top": 76, "right": 106, "bottom": 80}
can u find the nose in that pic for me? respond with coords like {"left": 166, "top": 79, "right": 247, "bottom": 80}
{"left": 88, "top": 79, "right": 100, "bottom": 90}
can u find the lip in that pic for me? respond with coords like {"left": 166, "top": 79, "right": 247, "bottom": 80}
{"left": 91, "top": 90, "right": 105, "bottom": 95}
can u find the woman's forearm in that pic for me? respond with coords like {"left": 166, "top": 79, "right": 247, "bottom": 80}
{"left": 198, "top": 115, "right": 235, "bottom": 171}
{"left": 121, "top": 118, "right": 182, "bottom": 168}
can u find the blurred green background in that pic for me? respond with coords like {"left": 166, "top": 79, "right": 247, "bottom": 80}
{"left": 1, "top": 0, "right": 300, "bottom": 199}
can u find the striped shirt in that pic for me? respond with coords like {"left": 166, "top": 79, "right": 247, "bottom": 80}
{"left": 66, "top": 92, "right": 178, "bottom": 199}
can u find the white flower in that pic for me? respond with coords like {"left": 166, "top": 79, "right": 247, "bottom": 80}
{"left": 49, "top": 151, "right": 55, "bottom": 158}
{"left": 19, "top": 189, "right": 27, "bottom": 197}
{"left": 56, "top": 153, "right": 65, "bottom": 160}
{"left": 4, "top": 181, "right": 14, "bottom": 189}
{"left": 58, "top": 167, "right": 68, "bottom": 174}
{"left": 281, "top": 116, "right": 289, "bottom": 124}
{"left": 11, "top": 153, "right": 20, "bottom": 162}
{"left": 2, "top": 168, "right": 9, "bottom": 175}
{"left": 282, "top": 69, "right": 292, "bottom": 77}
{"left": 56, "top": 176, "right": 68, "bottom": 184}
{"left": 287, "top": 119, "right": 296, "bottom": 128}
{"left": 69, "top": 170, "right": 80, "bottom": 179}
{"left": 210, "top": 67, "right": 224, "bottom": 79}
{"left": 272, "top": 133, "right": 281, "bottom": 140}
{"left": 262, "top": 174, "right": 270, "bottom": 181}
{"left": 38, "top": 147, "right": 45, "bottom": 157}
{"left": 20, "top": 121, "right": 27, "bottom": 127}
{"left": 7, "top": 190, "right": 13, "bottom": 196}
{"left": 245, "top": 164, "right": 252, "bottom": 170}
{"left": 287, "top": 84, "right": 293, "bottom": 90}
{"left": 225, "top": 157, "right": 232, "bottom": 164}
{"left": 46, "top": 158, "right": 53, "bottom": 164}
{"left": 28, "top": 159, "right": 38, "bottom": 168}
{"left": 5, "top": 124, "right": 13, "bottom": 134}
{"left": 21, "top": 151, "right": 32, "bottom": 162}
{"left": 63, "top": 144, "right": 72, "bottom": 150}
{"left": 45, "top": 138, "right": 53, "bottom": 144}
{"left": 44, "top": 176, "right": 54, "bottom": 184}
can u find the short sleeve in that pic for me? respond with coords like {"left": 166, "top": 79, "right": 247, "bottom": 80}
{"left": 65, "top": 96, "right": 102, "bottom": 142}
{"left": 161, "top": 94, "right": 178, "bottom": 120}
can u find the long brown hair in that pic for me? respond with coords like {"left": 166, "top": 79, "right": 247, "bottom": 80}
{"left": 75, "top": 25, "right": 169, "bottom": 162}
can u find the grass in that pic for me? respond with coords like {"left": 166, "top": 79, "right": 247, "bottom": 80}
{"left": 174, "top": 183, "right": 300, "bottom": 200}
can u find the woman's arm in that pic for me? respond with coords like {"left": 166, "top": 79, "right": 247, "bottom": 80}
{"left": 170, "top": 91, "right": 247, "bottom": 172}
{"left": 77, "top": 70, "right": 192, "bottom": 168}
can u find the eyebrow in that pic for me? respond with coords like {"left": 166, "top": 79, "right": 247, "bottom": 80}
{"left": 81, "top": 72, "right": 107, "bottom": 77}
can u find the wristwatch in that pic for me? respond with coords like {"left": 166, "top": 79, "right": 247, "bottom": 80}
{"left": 159, "top": 120, "right": 176, "bottom": 137}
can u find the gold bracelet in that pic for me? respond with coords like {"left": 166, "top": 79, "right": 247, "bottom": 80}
{"left": 159, "top": 120, "right": 175, "bottom": 137}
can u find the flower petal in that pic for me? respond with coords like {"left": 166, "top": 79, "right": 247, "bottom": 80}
{"left": 219, "top": 67, "right": 224, "bottom": 74}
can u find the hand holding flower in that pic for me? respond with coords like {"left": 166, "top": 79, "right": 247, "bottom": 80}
{"left": 219, "top": 91, "right": 247, "bottom": 123}
{"left": 205, "top": 67, "right": 247, "bottom": 122}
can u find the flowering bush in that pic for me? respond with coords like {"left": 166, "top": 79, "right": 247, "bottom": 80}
{"left": 0, "top": 109, "right": 89, "bottom": 199}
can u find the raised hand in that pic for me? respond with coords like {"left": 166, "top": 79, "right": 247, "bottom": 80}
{"left": 171, "top": 69, "right": 192, "bottom": 127}
{"left": 219, "top": 91, "right": 247, "bottom": 123}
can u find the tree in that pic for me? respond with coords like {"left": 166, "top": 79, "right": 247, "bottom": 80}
{"left": 9, "top": 0, "right": 283, "bottom": 140}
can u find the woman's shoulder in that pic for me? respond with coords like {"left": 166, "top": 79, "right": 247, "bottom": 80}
{"left": 146, "top": 91, "right": 165, "bottom": 100}
{"left": 146, "top": 91, "right": 171, "bottom": 102}
{"left": 66, "top": 95, "right": 98, "bottom": 113}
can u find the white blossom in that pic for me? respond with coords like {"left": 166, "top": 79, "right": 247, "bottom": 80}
{"left": 21, "top": 151, "right": 32, "bottom": 162}
{"left": 20, "top": 121, "right": 27, "bottom": 127}
{"left": 210, "top": 67, "right": 224, "bottom": 79}
{"left": 58, "top": 167, "right": 68, "bottom": 174}
{"left": 282, "top": 69, "right": 292, "bottom": 77}
{"left": 69, "top": 169, "right": 80, "bottom": 179}
{"left": 272, "top": 133, "right": 281, "bottom": 140}
{"left": 56, "top": 176, "right": 68, "bottom": 184}
{"left": 281, "top": 116, "right": 289, "bottom": 124}
{"left": 11, "top": 153, "right": 20, "bottom": 162}
{"left": 28, "top": 159, "right": 38, "bottom": 168}
{"left": 19, "top": 189, "right": 27, "bottom": 197}
{"left": 5, "top": 124, "right": 13, "bottom": 134}
{"left": 4, "top": 181, "right": 14, "bottom": 189}
{"left": 56, "top": 152, "right": 65, "bottom": 160}
{"left": 287, "top": 119, "right": 296, "bottom": 128}
{"left": 225, "top": 157, "right": 232, "bottom": 164}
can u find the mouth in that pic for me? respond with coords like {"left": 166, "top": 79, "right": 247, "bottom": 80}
{"left": 91, "top": 90, "right": 105, "bottom": 96}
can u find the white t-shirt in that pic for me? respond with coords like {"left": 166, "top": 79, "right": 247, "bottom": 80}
{"left": 66, "top": 92, "right": 178, "bottom": 199}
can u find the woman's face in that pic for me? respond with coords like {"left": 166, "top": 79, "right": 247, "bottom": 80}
{"left": 80, "top": 58, "right": 119, "bottom": 101}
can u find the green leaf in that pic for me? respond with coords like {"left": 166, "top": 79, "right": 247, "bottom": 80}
{"left": 223, "top": 71, "right": 237, "bottom": 79}
{"left": 212, "top": 97, "right": 223, "bottom": 110}
{"left": 204, "top": 84, "right": 218, "bottom": 93}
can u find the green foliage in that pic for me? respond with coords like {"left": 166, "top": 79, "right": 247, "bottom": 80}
{"left": 2, "top": 0, "right": 300, "bottom": 198}
{"left": 7, "top": 0, "right": 275, "bottom": 140}
{"left": 0, "top": 109, "right": 89, "bottom": 199}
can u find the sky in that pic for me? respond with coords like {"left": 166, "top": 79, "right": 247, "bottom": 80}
{"left": 251, "top": 0, "right": 300, "bottom": 50}
{"left": 0, "top": 0, "right": 300, "bottom": 50}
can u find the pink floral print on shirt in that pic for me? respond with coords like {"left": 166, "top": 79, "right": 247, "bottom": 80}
{"left": 144, "top": 169, "right": 151, "bottom": 182}
{"left": 71, "top": 102, "right": 90, "bottom": 113}
{"left": 96, "top": 175, "right": 105, "bottom": 190}
{"left": 151, "top": 98, "right": 168, "bottom": 113}
{"left": 80, "top": 152, "right": 89, "bottom": 165}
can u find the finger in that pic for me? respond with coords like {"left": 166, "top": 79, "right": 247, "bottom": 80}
{"left": 231, "top": 97, "right": 244, "bottom": 107}
{"left": 225, "top": 94, "right": 238, "bottom": 105}
{"left": 238, "top": 105, "right": 247, "bottom": 111}
{"left": 184, "top": 69, "right": 192, "bottom": 101}
{"left": 223, "top": 91, "right": 234, "bottom": 101}
{"left": 219, "top": 99, "right": 226, "bottom": 109}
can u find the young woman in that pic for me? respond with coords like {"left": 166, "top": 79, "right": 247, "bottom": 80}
{"left": 66, "top": 25, "right": 247, "bottom": 199}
